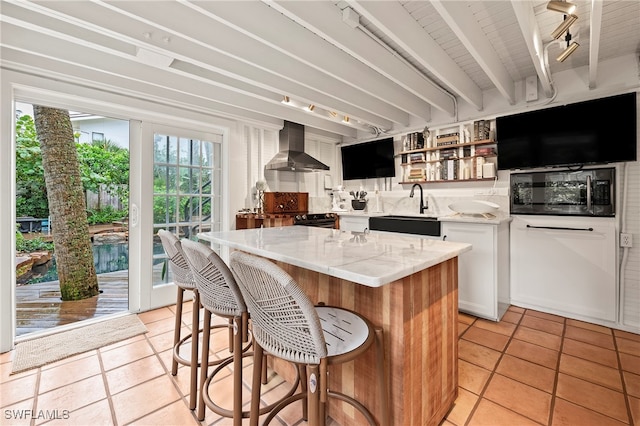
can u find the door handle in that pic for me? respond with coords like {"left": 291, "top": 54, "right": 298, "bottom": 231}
{"left": 130, "top": 203, "right": 139, "bottom": 228}
{"left": 586, "top": 175, "right": 592, "bottom": 213}
{"left": 526, "top": 224, "right": 593, "bottom": 232}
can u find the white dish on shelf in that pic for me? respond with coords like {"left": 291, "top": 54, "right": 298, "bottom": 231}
{"left": 448, "top": 200, "right": 499, "bottom": 215}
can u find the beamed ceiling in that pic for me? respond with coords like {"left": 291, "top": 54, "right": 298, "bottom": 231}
{"left": 1, "top": 0, "right": 639, "bottom": 139}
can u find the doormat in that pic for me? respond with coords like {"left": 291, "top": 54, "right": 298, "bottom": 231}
{"left": 11, "top": 314, "right": 147, "bottom": 374}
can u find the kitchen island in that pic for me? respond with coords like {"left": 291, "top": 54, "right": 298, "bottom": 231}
{"left": 198, "top": 226, "right": 471, "bottom": 426}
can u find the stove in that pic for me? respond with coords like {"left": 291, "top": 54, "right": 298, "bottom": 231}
{"left": 293, "top": 213, "right": 338, "bottom": 228}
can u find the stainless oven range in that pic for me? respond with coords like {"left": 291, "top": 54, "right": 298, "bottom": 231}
{"left": 293, "top": 213, "right": 338, "bottom": 228}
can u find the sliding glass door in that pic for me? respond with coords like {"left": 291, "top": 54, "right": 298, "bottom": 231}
{"left": 14, "top": 102, "right": 130, "bottom": 337}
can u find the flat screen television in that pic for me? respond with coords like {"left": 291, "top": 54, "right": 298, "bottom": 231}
{"left": 341, "top": 137, "right": 396, "bottom": 180}
{"left": 497, "top": 92, "right": 637, "bottom": 170}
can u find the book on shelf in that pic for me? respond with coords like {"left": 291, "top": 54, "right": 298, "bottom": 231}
{"left": 436, "top": 132, "right": 459, "bottom": 146}
{"left": 440, "top": 159, "right": 458, "bottom": 181}
{"left": 447, "top": 160, "right": 457, "bottom": 180}
{"left": 405, "top": 132, "right": 425, "bottom": 150}
{"left": 475, "top": 157, "right": 485, "bottom": 179}
{"left": 475, "top": 147, "right": 496, "bottom": 156}
{"left": 409, "top": 152, "right": 426, "bottom": 162}
{"left": 473, "top": 120, "right": 491, "bottom": 141}
{"left": 439, "top": 148, "right": 458, "bottom": 159}
{"left": 408, "top": 168, "right": 426, "bottom": 181}
{"left": 437, "top": 131, "right": 459, "bottom": 138}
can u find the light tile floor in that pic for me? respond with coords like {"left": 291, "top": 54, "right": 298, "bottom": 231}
{"left": 1, "top": 304, "right": 639, "bottom": 425}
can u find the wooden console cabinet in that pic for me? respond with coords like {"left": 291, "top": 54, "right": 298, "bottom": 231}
{"left": 235, "top": 213, "right": 294, "bottom": 230}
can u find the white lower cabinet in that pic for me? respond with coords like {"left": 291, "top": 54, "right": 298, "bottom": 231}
{"left": 442, "top": 221, "right": 510, "bottom": 321}
{"left": 339, "top": 215, "right": 369, "bottom": 233}
{"left": 510, "top": 215, "right": 617, "bottom": 323}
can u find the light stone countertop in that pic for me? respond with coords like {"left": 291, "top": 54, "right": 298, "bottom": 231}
{"left": 198, "top": 226, "right": 471, "bottom": 288}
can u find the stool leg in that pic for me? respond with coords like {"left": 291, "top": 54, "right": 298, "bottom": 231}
{"left": 249, "top": 343, "right": 264, "bottom": 426}
{"left": 375, "top": 328, "right": 390, "bottom": 426}
{"left": 261, "top": 354, "right": 268, "bottom": 385}
{"left": 197, "top": 309, "right": 212, "bottom": 421}
{"left": 233, "top": 316, "right": 243, "bottom": 426}
{"left": 307, "top": 364, "right": 320, "bottom": 426}
{"left": 171, "top": 287, "right": 185, "bottom": 376}
{"left": 319, "top": 359, "right": 328, "bottom": 426}
{"left": 241, "top": 312, "right": 249, "bottom": 344}
{"left": 299, "top": 365, "right": 308, "bottom": 421}
{"left": 189, "top": 290, "right": 200, "bottom": 410}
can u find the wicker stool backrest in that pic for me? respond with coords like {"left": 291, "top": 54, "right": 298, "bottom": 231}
{"left": 229, "top": 251, "right": 327, "bottom": 364}
{"left": 181, "top": 239, "right": 247, "bottom": 318}
{"left": 158, "top": 229, "right": 196, "bottom": 290}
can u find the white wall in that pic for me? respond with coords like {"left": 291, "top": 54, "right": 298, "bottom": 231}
{"left": 620, "top": 133, "right": 640, "bottom": 330}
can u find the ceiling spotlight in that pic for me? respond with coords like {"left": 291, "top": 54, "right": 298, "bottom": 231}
{"left": 329, "top": 111, "right": 338, "bottom": 118}
{"left": 547, "top": 1, "right": 577, "bottom": 15}
{"left": 305, "top": 104, "right": 315, "bottom": 112}
{"left": 557, "top": 41, "right": 579, "bottom": 62}
{"left": 551, "top": 14, "right": 578, "bottom": 39}
{"left": 342, "top": 116, "right": 350, "bottom": 124}
{"left": 281, "top": 96, "right": 290, "bottom": 104}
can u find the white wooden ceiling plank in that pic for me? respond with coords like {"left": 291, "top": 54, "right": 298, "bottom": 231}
{"left": 270, "top": 0, "right": 454, "bottom": 116}
{"left": 484, "top": 17, "right": 538, "bottom": 81}
{"left": 187, "top": 0, "right": 428, "bottom": 122}
{"left": 431, "top": 0, "right": 515, "bottom": 105}
{"left": 348, "top": 0, "right": 484, "bottom": 111}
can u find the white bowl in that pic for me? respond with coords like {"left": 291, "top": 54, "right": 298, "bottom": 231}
{"left": 448, "top": 200, "right": 499, "bottom": 215}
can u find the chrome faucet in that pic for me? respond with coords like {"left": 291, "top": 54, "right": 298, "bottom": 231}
{"left": 409, "top": 183, "right": 427, "bottom": 214}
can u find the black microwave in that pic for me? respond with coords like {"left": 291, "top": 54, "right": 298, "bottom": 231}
{"left": 510, "top": 168, "right": 615, "bottom": 217}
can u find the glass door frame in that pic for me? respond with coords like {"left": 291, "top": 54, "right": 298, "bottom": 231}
{"left": 135, "top": 122, "right": 224, "bottom": 311}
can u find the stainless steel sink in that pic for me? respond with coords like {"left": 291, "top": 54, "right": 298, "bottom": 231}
{"left": 369, "top": 215, "right": 441, "bottom": 237}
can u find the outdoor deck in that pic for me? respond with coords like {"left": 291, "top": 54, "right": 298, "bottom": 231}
{"left": 15, "top": 270, "right": 129, "bottom": 337}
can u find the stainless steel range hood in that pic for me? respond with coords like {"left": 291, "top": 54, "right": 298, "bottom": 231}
{"left": 265, "top": 121, "right": 329, "bottom": 172}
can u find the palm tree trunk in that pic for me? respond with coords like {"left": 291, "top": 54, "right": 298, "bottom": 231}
{"left": 33, "top": 106, "right": 99, "bottom": 300}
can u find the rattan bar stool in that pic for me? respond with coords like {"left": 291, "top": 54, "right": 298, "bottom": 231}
{"left": 157, "top": 229, "right": 202, "bottom": 411}
{"left": 181, "top": 240, "right": 299, "bottom": 425}
{"left": 229, "top": 251, "right": 389, "bottom": 426}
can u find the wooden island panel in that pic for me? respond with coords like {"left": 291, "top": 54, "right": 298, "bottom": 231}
{"left": 275, "top": 257, "right": 458, "bottom": 426}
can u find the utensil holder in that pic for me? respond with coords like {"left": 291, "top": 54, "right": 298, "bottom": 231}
{"left": 352, "top": 200, "right": 367, "bottom": 210}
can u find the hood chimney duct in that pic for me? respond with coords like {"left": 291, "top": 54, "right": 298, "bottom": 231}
{"left": 265, "top": 121, "right": 330, "bottom": 172}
